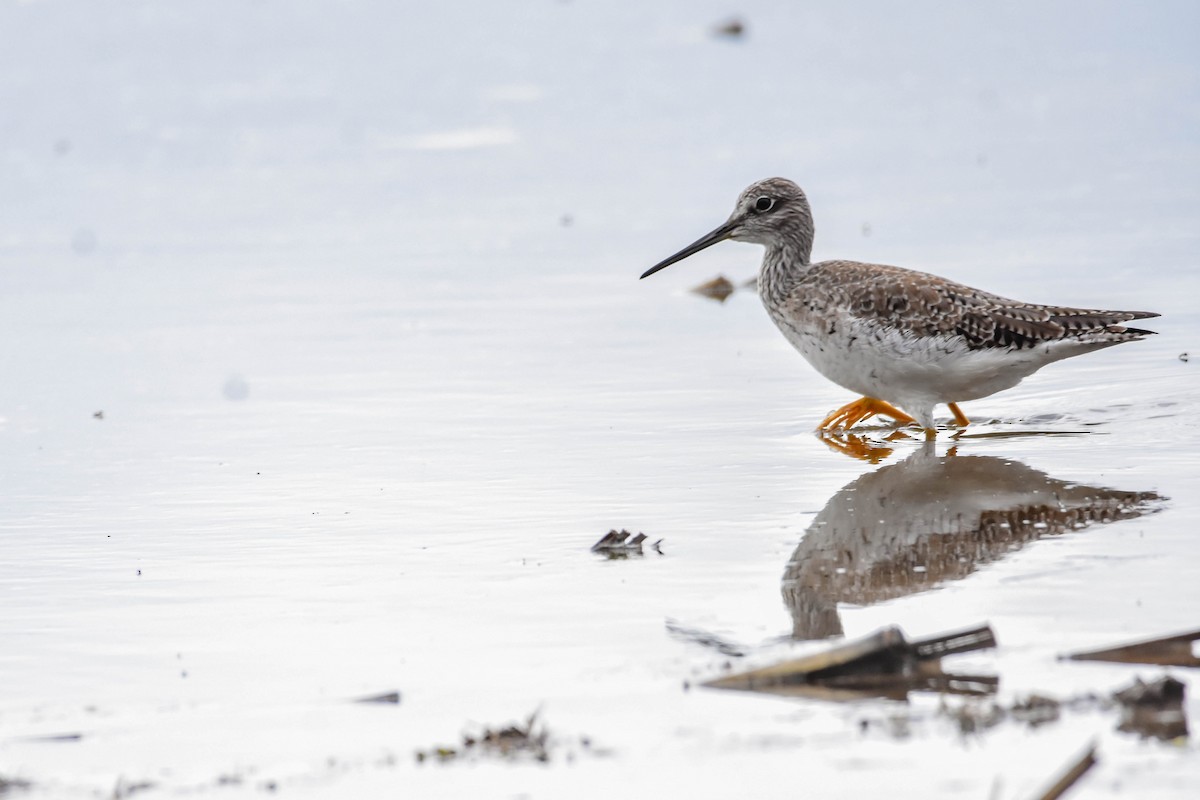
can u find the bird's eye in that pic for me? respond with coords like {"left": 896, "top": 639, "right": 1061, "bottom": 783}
{"left": 755, "top": 196, "right": 775, "bottom": 212}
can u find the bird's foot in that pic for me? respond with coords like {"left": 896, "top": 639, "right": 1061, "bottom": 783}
{"left": 818, "top": 397, "right": 917, "bottom": 431}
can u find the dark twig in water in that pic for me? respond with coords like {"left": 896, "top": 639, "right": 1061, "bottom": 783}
{"left": 352, "top": 690, "right": 401, "bottom": 705}
{"left": 1029, "top": 744, "right": 1097, "bottom": 800}
{"left": 665, "top": 619, "right": 747, "bottom": 657}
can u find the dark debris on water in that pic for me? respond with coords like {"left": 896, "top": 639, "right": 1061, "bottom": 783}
{"left": 711, "top": 17, "right": 746, "bottom": 39}
{"left": 705, "top": 618, "right": 1192, "bottom": 743}
{"left": 666, "top": 619, "right": 747, "bottom": 658}
{"left": 900, "top": 673, "right": 1188, "bottom": 743}
{"left": 591, "top": 529, "right": 663, "bottom": 558}
{"left": 414, "top": 711, "right": 595, "bottom": 765}
{"left": 352, "top": 690, "right": 401, "bottom": 705}
{"left": 1115, "top": 675, "right": 1189, "bottom": 740}
{"left": 706, "top": 623, "right": 998, "bottom": 700}
{"left": 1065, "top": 627, "right": 1200, "bottom": 667}
{"left": 0, "top": 775, "right": 33, "bottom": 795}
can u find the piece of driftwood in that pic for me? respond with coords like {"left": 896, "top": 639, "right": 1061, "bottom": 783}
{"left": 1114, "top": 675, "right": 1186, "bottom": 707}
{"left": 705, "top": 623, "right": 997, "bottom": 699}
{"left": 665, "top": 620, "right": 746, "bottom": 658}
{"left": 591, "top": 529, "right": 663, "bottom": 557}
{"left": 1065, "top": 628, "right": 1200, "bottom": 667}
{"left": 1029, "top": 745, "right": 1097, "bottom": 800}
{"left": 1113, "top": 676, "right": 1188, "bottom": 740}
{"left": 353, "top": 690, "right": 401, "bottom": 705}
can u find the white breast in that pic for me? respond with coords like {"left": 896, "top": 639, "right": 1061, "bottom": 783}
{"left": 764, "top": 303, "right": 1050, "bottom": 409}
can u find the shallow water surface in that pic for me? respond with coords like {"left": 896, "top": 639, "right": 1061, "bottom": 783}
{"left": 2, "top": 2, "right": 1199, "bottom": 798}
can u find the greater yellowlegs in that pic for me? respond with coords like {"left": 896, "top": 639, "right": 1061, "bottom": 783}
{"left": 641, "top": 178, "right": 1158, "bottom": 436}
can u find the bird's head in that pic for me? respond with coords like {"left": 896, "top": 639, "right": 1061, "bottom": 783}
{"left": 641, "top": 177, "right": 813, "bottom": 279}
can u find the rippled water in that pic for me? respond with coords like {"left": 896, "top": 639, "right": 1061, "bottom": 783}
{"left": 2, "top": 2, "right": 1198, "bottom": 798}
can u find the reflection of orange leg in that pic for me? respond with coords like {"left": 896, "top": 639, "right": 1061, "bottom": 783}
{"left": 818, "top": 397, "right": 916, "bottom": 431}
{"left": 947, "top": 402, "right": 970, "bottom": 427}
{"left": 817, "top": 432, "right": 894, "bottom": 464}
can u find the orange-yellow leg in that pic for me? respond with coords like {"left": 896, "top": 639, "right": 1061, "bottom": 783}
{"left": 947, "top": 402, "right": 970, "bottom": 427}
{"left": 818, "top": 397, "right": 917, "bottom": 431}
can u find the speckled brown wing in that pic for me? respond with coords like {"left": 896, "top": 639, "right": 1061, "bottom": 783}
{"left": 793, "top": 260, "right": 1158, "bottom": 351}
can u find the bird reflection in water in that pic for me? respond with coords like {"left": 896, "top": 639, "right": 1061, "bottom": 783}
{"left": 783, "top": 444, "right": 1163, "bottom": 640}
{"left": 818, "top": 430, "right": 912, "bottom": 463}
{"left": 818, "top": 427, "right": 1094, "bottom": 463}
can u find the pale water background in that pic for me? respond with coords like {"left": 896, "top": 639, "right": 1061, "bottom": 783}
{"left": 1, "top": 1, "right": 1199, "bottom": 797}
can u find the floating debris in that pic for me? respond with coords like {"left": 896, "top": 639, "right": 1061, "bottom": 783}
{"left": 353, "top": 690, "right": 401, "bottom": 705}
{"left": 691, "top": 275, "right": 735, "bottom": 302}
{"left": 885, "top": 678, "right": 1185, "bottom": 743}
{"left": 591, "top": 529, "right": 663, "bottom": 558}
{"left": 1029, "top": 744, "right": 1097, "bottom": 800}
{"left": 1010, "top": 694, "right": 1062, "bottom": 728}
{"left": 712, "top": 17, "right": 746, "bottom": 39}
{"left": 1114, "top": 675, "right": 1188, "bottom": 740}
{"left": 705, "top": 623, "right": 997, "bottom": 700}
{"left": 1065, "top": 628, "right": 1200, "bottom": 667}
{"left": 111, "top": 777, "right": 156, "bottom": 799}
{"left": 416, "top": 711, "right": 570, "bottom": 764}
{"left": 1115, "top": 674, "right": 1186, "bottom": 706}
{"left": 463, "top": 720, "right": 547, "bottom": 761}
{"left": 665, "top": 619, "right": 747, "bottom": 658}
{"left": 92, "top": 410, "right": 104, "bottom": 420}
{"left": 937, "top": 692, "right": 1113, "bottom": 737}
{"left": 0, "top": 775, "right": 33, "bottom": 794}
{"left": 1179, "top": 352, "right": 1189, "bottom": 362}
{"left": 937, "top": 697, "right": 1007, "bottom": 735}
{"left": 20, "top": 732, "right": 83, "bottom": 743}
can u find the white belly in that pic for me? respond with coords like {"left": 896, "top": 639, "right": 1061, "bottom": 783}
{"left": 767, "top": 306, "right": 1046, "bottom": 409}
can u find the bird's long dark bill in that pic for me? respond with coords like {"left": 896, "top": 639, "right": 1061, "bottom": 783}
{"left": 640, "top": 220, "right": 737, "bottom": 279}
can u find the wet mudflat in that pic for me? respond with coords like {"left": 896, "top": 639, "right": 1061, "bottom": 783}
{"left": 2, "top": 2, "right": 1199, "bottom": 798}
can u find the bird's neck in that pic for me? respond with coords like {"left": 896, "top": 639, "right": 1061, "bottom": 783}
{"left": 759, "top": 240, "right": 811, "bottom": 304}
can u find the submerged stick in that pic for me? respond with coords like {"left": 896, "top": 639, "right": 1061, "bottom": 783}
{"left": 1031, "top": 745, "right": 1097, "bottom": 800}
{"left": 1065, "top": 628, "right": 1200, "bottom": 667}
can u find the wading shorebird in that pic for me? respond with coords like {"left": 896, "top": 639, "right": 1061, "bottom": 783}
{"left": 641, "top": 178, "right": 1158, "bottom": 438}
